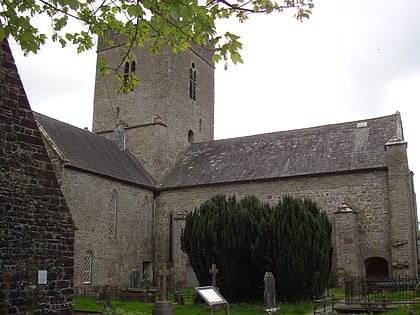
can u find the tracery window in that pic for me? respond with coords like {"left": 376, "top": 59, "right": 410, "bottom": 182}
{"left": 83, "top": 251, "right": 93, "bottom": 284}
{"left": 189, "top": 62, "right": 197, "bottom": 100}
{"left": 109, "top": 189, "right": 117, "bottom": 238}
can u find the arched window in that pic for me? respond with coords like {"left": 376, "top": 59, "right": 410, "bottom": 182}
{"left": 188, "top": 130, "right": 194, "bottom": 143}
{"left": 141, "top": 196, "right": 149, "bottom": 241}
{"left": 83, "top": 251, "right": 93, "bottom": 284}
{"left": 109, "top": 189, "right": 117, "bottom": 238}
{"left": 189, "top": 63, "right": 197, "bottom": 100}
{"left": 123, "top": 60, "right": 137, "bottom": 86}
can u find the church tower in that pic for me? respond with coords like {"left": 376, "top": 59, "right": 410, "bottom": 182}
{"left": 92, "top": 33, "right": 214, "bottom": 182}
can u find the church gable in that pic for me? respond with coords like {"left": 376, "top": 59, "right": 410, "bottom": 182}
{"left": 35, "top": 112, "right": 156, "bottom": 188}
{"left": 161, "top": 114, "right": 399, "bottom": 189}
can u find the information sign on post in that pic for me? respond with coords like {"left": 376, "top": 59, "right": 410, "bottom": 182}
{"left": 195, "top": 286, "right": 229, "bottom": 315}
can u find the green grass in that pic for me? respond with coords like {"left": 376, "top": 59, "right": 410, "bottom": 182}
{"left": 74, "top": 288, "right": 420, "bottom": 315}
{"left": 74, "top": 296, "right": 312, "bottom": 315}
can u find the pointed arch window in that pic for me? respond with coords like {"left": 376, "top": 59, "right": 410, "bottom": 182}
{"left": 83, "top": 251, "right": 93, "bottom": 284}
{"left": 123, "top": 60, "right": 137, "bottom": 85}
{"left": 189, "top": 62, "right": 197, "bottom": 100}
{"left": 141, "top": 196, "right": 149, "bottom": 241}
{"left": 109, "top": 189, "right": 117, "bottom": 238}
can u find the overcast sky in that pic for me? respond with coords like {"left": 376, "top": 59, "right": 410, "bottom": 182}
{"left": 10, "top": 0, "right": 420, "bottom": 209}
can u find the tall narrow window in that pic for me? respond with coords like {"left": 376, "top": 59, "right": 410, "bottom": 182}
{"left": 189, "top": 63, "right": 197, "bottom": 100}
{"left": 83, "top": 251, "right": 92, "bottom": 284}
{"left": 109, "top": 189, "right": 117, "bottom": 238}
{"left": 123, "top": 60, "right": 136, "bottom": 85}
{"left": 123, "top": 61, "right": 130, "bottom": 83}
{"left": 169, "top": 213, "right": 173, "bottom": 264}
{"left": 141, "top": 196, "right": 149, "bottom": 241}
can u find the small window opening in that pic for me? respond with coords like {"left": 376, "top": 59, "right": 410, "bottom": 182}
{"left": 188, "top": 130, "right": 194, "bottom": 143}
{"left": 189, "top": 63, "right": 197, "bottom": 101}
{"left": 123, "top": 61, "right": 130, "bottom": 83}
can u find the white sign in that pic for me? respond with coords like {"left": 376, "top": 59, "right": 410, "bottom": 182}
{"left": 195, "top": 286, "right": 227, "bottom": 306}
{"left": 38, "top": 270, "right": 47, "bottom": 285}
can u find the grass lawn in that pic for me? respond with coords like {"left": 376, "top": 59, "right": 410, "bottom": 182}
{"left": 74, "top": 296, "right": 312, "bottom": 315}
{"left": 74, "top": 291, "right": 420, "bottom": 315}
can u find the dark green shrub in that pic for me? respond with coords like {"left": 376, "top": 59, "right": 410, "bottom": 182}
{"left": 181, "top": 195, "right": 332, "bottom": 302}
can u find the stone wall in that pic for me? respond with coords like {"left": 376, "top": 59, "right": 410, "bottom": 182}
{"left": 59, "top": 168, "right": 155, "bottom": 291}
{"left": 0, "top": 39, "right": 75, "bottom": 314}
{"left": 156, "top": 166, "right": 416, "bottom": 286}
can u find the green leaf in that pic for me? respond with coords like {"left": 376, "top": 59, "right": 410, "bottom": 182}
{"left": 0, "top": 27, "right": 8, "bottom": 41}
{"left": 127, "top": 4, "right": 144, "bottom": 17}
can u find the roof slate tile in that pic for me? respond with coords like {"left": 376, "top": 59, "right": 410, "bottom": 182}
{"left": 160, "top": 114, "right": 399, "bottom": 189}
{"left": 34, "top": 112, "right": 156, "bottom": 188}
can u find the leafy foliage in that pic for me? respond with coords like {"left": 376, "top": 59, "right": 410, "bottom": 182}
{"left": 1, "top": 0, "right": 314, "bottom": 89}
{"left": 181, "top": 194, "right": 332, "bottom": 302}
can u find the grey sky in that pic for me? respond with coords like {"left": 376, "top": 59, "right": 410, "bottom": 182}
{"left": 10, "top": 0, "right": 420, "bottom": 208}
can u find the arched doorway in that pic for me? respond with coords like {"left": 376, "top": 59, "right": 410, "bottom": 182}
{"left": 365, "top": 257, "right": 389, "bottom": 278}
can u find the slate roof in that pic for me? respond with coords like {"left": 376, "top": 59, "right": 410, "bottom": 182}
{"left": 34, "top": 113, "right": 156, "bottom": 189}
{"left": 161, "top": 114, "right": 401, "bottom": 189}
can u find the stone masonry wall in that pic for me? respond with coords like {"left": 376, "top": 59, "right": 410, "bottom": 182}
{"left": 92, "top": 39, "right": 214, "bottom": 182}
{"left": 386, "top": 140, "right": 418, "bottom": 275}
{"left": 59, "top": 168, "right": 155, "bottom": 291}
{"left": 156, "top": 169, "right": 394, "bottom": 287}
{"left": 0, "top": 39, "right": 75, "bottom": 314}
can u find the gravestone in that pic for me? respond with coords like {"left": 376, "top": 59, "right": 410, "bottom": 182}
{"left": 141, "top": 270, "right": 151, "bottom": 289}
{"left": 174, "top": 281, "right": 185, "bottom": 304}
{"left": 263, "top": 272, "right": 278, "bottom": 314}
{"left": 130, "top": 270, "right": 141, "bottom": 288}
{"left": 152, "top": 263, "right": 174, "bottom": 315}
{"left": 209, "top": 264, "right": 219, "bottom": 287}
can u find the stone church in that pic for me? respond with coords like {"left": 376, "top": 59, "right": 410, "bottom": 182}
{"left": 11, "top": 29, "right": 420, "bottom": 294}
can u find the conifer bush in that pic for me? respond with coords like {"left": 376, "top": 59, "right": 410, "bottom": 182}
{"left": 181, "top": 195, "right": 332, "bottom": 303}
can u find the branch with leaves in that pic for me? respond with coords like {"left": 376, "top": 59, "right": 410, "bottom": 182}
{"left": 1, "top": 0, "right": 314, "bottom": 90}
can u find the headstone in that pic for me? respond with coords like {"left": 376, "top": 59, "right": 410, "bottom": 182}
{"left": 174, "top": 281, "right": 185, "bottom": 304}
{"left": 158, "top": 263, "right": 170, "bottom": 301}
{"left": 152, "top": 263, "right": 174, "bottom": 315}
{"left": 209, "top": 264, "right": 219, "bottom": 287}
{"left": 105, "top": 286, "right": 112, "bottom": 309}
{"left": 141, "top": 270, "right": 151, "bottom": 289}
{"left": 264, "top": 272, "right": 277, "bottom": 312}
{"left": 168, "top": 267, "right": 174, "bottom": 293}
{"left": 130, "top": 269, "right": 141, "bottom": 288}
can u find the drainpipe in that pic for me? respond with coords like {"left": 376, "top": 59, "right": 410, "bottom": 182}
{"left": 152, "top": 189, "right": 160, "bottom": 285}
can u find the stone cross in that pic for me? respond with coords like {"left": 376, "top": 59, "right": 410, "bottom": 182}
{"left": 264, "top": 272, "right": 276, "bottom": 309}
{"left": 158, "top": 263, "right": 170, "bottom": 301}
{"left": 209, "top": 264, "right": 219, "bottom": 287}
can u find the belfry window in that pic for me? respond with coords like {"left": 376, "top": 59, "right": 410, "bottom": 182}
{"left": 123, "top": 60, "right": 136, "bottom": 85}
{"left": 109, "top": 189, "right": 117, "bottom": 238}
{"left": 189, "top": 63, "right": 197, "bottom": 100}
{"left": 83, "top": 251, "right": 93, "bottom": 284}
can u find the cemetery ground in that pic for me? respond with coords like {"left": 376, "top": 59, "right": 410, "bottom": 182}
{"left": 73, "top": 288, "right": 312, "bottom": 315}
{"left": 73, "top": 288, "right": 420, "bottom": 315}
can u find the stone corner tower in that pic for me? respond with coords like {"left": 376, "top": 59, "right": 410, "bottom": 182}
{"left": 92, "top": 33, "right": 215, "bottom": 182}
